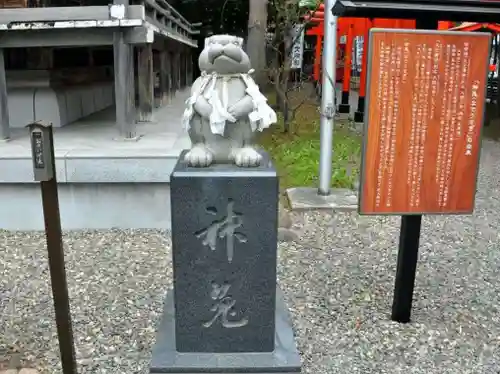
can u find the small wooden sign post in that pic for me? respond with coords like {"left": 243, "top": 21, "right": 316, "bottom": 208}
{"left": 358, "top": 29, "right": 491, "bottom": 322}
{"left": 27, "top": 121, "right": 77, "bottom": 374}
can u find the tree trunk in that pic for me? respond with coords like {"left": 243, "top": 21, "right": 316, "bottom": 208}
{"left": 247, "top": 0, "right": 268, "bottom": 87}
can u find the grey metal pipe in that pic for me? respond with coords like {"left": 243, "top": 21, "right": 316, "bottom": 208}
{"left": 318, "top": 0, "right": 338, "bottom": 195}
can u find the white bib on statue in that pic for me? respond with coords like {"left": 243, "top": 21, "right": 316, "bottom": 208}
{"left": 183, "top": 70, "right": 276, "bottom": 136}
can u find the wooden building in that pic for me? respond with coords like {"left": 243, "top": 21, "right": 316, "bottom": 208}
{"left": 0, "top": 0, "right": 199, "bottom": 140}
{"left": 0, "top": 0, "right": 202, "bottom": 231}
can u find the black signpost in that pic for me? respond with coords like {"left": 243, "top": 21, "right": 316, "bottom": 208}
{"left": 332, "top": 0, "right": 500, "bottom": 323}
{"left": 27, "top": 121, "right": 77, "bottom": 374}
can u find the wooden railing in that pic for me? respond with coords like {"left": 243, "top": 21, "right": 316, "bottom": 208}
{"left": 135, "top": 0, "right": 200, "bottom": 40}
{"left": 0, "top": 0, "right": 200, "bottom": 45}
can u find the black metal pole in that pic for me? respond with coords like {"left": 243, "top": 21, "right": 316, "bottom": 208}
{"left": 40, "top": 127, "right": 77, "bottom": 374}
{"left": 391, "top": 215, "right": 422, "bottom": 323}
{"left": 391, "top": 17, "right": 438, "bottom": 324}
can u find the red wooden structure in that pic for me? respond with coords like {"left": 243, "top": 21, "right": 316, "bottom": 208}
{"left": 449, "top": 22, "right": 500, "bottom": 32}
{"left": 305, "top": 3, "right": 458, "bottom": 121}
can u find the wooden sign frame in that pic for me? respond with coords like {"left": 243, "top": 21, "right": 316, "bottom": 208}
{"left": 359, "top": 28, "right": 491, "bottom": 215}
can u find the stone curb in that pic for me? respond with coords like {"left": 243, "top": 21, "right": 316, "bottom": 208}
{"left": 285, "top": 187, "right": 359, "bottom": 212}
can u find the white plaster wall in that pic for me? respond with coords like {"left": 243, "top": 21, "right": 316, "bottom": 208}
{"left": 0, "top": 183, "right": 171, "bottom": 231}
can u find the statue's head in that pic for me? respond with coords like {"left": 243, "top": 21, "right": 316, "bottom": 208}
{"left": 198, "top": 34, "right": 251, "bottom": 75}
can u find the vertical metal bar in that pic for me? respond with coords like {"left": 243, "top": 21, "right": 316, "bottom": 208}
{"left": 0, "top": 49, "right": 10, "bottom": 140}
{"left": 391, "top": 215, "right": 422, "bottom": 323}
{"left": 318, "top": 0, "right": 337, "bottom": 195}
{"left": 41, "top": 126, "right": 77, "bottom": 374}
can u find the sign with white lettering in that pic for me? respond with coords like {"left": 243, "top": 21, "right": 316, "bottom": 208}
{"left": 290, "top": 24, "right": 305, "bottom": 69}
{"left": 359, "top": 29, "right": 490, "bottom": 215}
{"left": 28, "top": 123, "right": 55, "bottom": 182}
{"left": 32, "top": 131, "right": 45, "bottom": 169}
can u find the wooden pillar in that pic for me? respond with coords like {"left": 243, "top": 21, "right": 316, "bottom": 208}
{"left": 183, "top": 52, "right": 188, "bottom": 87}
{"left": 179, "top": 52, "right": 184, "bottom": 89}
{"left": 186, "top": 50, "right": 193, "bottom": 86}
{"left": 137, "top": 44, "right": 154, "bottom": 122}
{"left": 0, "top": 49, "right": 10, "bottom": 140}
{"left": 169, "top": 51, "right": 175, "bottom": 94}
{"left": 176, "top": 52, "right": 181, "bottom": 91}
{"left": 181, "top": 52, "right": 186, "bottom": 88}
{"left": 168, "top": 51, "right": 175, "bottom": 98}
{"left": 113, "top": 31, "right": 136, "bottom": 139}
{"left": 152, "top": 50, "right": 161, "bottom": 108}
{"left": 339, "top": 22, "right": 354, "bottom": 114}
{"left": 438, "top": 21, "right": 453, "bottom": 30}
{"left": 185, "top": 52, "right": 189, "bottom": 87}
{"left": 167, "top": 51, "right": 174, "bottom": 99}
{"left": 159, "top": 48, "right": 170, "bottom": 106}
{"left": 354, "top": 18, "right": 372, "bottom": 123}
{"left": 190, "top": 53, "right": 194, "bottom": 85}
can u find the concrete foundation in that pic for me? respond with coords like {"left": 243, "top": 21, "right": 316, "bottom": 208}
{"left": 0, "top": 182, "right": 171, "bottom": 231}
{"left": 0, "top": 89, "right": 191, "bottom": 231}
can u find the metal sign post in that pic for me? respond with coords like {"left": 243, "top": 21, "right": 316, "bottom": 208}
{"left": 27, "top": 121, "right": 77, "bottom": 374}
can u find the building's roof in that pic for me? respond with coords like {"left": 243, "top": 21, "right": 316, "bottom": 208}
{"left": 331, "top": 0, "right": 500, "bottom": 22}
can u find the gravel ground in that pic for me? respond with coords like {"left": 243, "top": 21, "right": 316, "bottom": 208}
{"left": 1, "top": 139, "right": 500, "bottom": 374}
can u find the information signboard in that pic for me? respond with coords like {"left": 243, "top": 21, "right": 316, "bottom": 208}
{"left": 359, "top": 29, "right": 491, "bottom": 215}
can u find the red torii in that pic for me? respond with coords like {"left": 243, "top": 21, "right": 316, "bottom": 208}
{"left": 305, "top": 3, "right": 453, "bottom": 122}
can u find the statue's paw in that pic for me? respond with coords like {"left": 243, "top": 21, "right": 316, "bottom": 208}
{"left": 194, "top": 97, "right": 213, "bottom": 118}
{"left": 185, "top": 146, "right": 214, "bottom": 167}
{"left": 227, "top": 107, "right": 238, "bottom": 120}
{"left": 227, "top": 106, "right": 244, "bottom": 120}
{"left": 233, "top": 147, "right": 262, "bottom": 168}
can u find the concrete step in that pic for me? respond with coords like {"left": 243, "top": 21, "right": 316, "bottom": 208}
{"left": 0, "top": 89, "right": 191, "bottom": 231}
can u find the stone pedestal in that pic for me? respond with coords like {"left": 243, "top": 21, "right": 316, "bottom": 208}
{"left": 150, "top": 151, "right": 301, "bottom": 374}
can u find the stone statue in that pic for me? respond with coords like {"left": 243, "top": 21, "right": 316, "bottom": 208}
{"left": 182, "top": 34, "right": 277, "bottom": 167}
